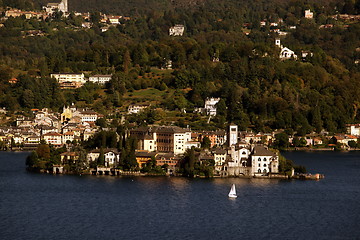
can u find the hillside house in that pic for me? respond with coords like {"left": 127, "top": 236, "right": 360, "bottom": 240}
{"left": 204, "top": 97, "right": 220, "bottom": 116}
{"left": 169, "top": 24, "right": 185, "bottom": 36}
{"left": 128, "top": 104, "right": 150, "bottom": 114}
{"left": 50, "top": 73, "right": 86, "bottom": 89}
{"left": 305, "top": 9, "right": 313, "bottom": 19}
{"left": 89, "top": 75, "right": 112, "bottom": 85}
{"left": 43, "top": 0, "right": 68, "bottom": 13}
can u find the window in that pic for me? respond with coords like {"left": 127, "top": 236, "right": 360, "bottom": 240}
{"left": 263, "top": 164, "right": 267, "bottom": 167}
{"left": 258, "top": 169, "right": 261, "bottom": 173}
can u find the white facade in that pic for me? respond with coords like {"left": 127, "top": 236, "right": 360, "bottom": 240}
{"left": 214, "top": 150, "right": 227, "bottom": 166}
{"left": 144, "top": 138, "right": 156, "bottom": 152}
{"left": 80, "top": 111, "right": 99, "bottom": 123}
{"left": 275, "top": 39, "right": 298, "bottom": 60}
{"left": 50, "top": 73, "right": 86, "bottom": 88}
{"left": 204, "top": 97, "right": 220, "bottom": 116}
{"left": 230, "top": 146, "right": 250, "bottom": 167}
{"left": 347, "top": 124, "right": 360, "bottom": 136}
{"left": 280, "top": 47, "right": 297, "bottom": 60}
{"left": 305, "top": 9, "right": 313, "bottom": 19}
{"left": 169, "top": 24, "right": 185, "bottom": 36}
{"left": 43, "top": 132, "right": 63, "bottom": 146}
{"left": 173, "top": 132, "right": 191, "bottom": 155}
{"left": 229, "top": 124, "right": 238, "bottom": 146}
{"left": 104, "top": 151, "right": 119, "bottom": 167}
{"left": 128, "top": 104, "right": 149, "bottom": 114}
{"left": 43, "top": 0, "right": 68, "bottom": 13}
{"left": 251, "top": 146, "right": 279, "bottom": 175}
{"left": 89, "top": 75, "right": 112, "bottom": 85}
{"left": 185, "top": 141, "right": 201, "bottom": 150}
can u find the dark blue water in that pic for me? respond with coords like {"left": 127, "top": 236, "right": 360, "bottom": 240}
{"left": 1, "top": 151, "right": 360, "bottom": 240}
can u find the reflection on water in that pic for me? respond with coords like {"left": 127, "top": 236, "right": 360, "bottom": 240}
{"left": 1, "top": 151, "right": 360, "bottom": 240}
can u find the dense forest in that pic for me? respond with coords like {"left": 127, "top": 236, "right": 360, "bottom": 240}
{"left": 0, "top": 0, "right": 360, "bottom": 134}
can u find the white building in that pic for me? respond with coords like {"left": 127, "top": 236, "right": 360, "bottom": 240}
{"left": 80, "top": 110, "right": 99, "bottom": 123}
{"left": 43, "top": 0, "right": 68, "bottom": 14}
{"left": 50, "top": 73, "right": 86, "bottom": 89}
{"left": 305, "top": 9, "right": 314, "bottom": 19}
{"left": 229, "top": 145, "right": 251, "bottom": 167}
{"left": 213, "top": 149, "right": 227, "bottom": 167}
{"left": 347, "top": 124, "right": 360, "bottom": 136}
{"left": 229, "top": 124, "right": 238, "bottom": 146}
{"left": 89, "top": 75, "right": 112, "bottom": 85}
{"left": 251, "top": 145, "right": 279, "bottom": 175}
{"left": 276, "top": 39, "right": 297, "bottom": 60}
{"left": 204, "top": 97, "right": 220, "bottom": 116}
{"left": 42, "top": 132, "right": 63, "bottom": 146}
{"left": 169, "top": 24, "right": 185, "bottom": 36}
{"left": 87, "top": 148, "right": 120, "bottom": 167}
{"left": 128, "top": 104, "right": 150, "bottom": 114}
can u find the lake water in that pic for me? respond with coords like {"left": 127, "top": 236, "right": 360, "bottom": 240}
{"left": 1, "top": 151, "right": 360, "bottom": 240}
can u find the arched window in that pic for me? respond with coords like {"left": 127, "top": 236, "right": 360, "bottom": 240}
{"left": 242, "top": 151, "right": 246, "bottom": 155}
{"left": 258, "top": 169, "right": 261, "bottom": 173}
{"left": 258, "top": 157, "right": 261, "bottom": 161}
{"left": 263, "top": 169, "right": 267, "bottom": 173}
{"left": 258, "top": 164, "right": 261, "bottom": 167}
{"left": 263, "top": 158, "right": 267, "bottom": 161}
{"left": 263, "top": 164, "right": 267, "bottom": 167}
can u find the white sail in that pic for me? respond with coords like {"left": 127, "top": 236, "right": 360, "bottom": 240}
{"left": 228, "top": 184, "right": 237, "bottom": 198}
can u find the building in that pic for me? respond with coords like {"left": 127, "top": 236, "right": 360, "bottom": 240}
{"left": 87, "top": 148, "right": 120, "bottom": 167}
{"left": 128, "top": 104, "right": 150, "bottom": 114}
{"left": 169, "top": 24, "right": 185, "bottom": 36}
{"left": 130, "top": 126, "right": 192, "bottom": 155}
{"left": 228, "top": 124, "right": 238, "bottom": 146}
{"left": 107, "top": 16, "right": 122, "bottom": 24}
{"left": 276, "top": 39, "right": 297, "bottom": 60}
{"left": 135, "top": 150, "right": 157, "bottom": 168}
{"left": 42, "top": 132, "right": 63, "bottom": 146}
{"left": 204, "top": 98, "right": 220, "bottom": 116}
{"left": 155, "top": 126, "right": 191, "bottom": 155}
{"left": 88, "top": 75, "right": 112, "bottom": 85}
{"left": 60, "top": 152, "right": 79, "bottom": 164}
{"left": 213, "top": 149, "right": 227, "bottom": 167}
{"left": 305, "top": 9, "right": 313, "bottom": 19}
{"left": 251, "top": 145, "right": 279, "bottom": 175}
{"left": 43, "top": 0, "right": 68, "bottom": 14}
{"left": 346, "top": 124, "right": 360, "bottom": 136}
{"left": 50, "top": 73, "right": 86, "bottom": 89}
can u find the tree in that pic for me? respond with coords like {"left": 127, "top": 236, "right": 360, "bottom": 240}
{"left": 201, "top": 136, "right": 211, "bottom": 149}
{"left": 36, "top": 144, "right": 51, "bottom": 160}
{"left": 26, "top": 151, "right": 39, "bottom": 168}
{"left": 182, "top": 148, "right": 196, "bottom": 177}
{"left": 274, "top": 133, "right": 289, "bottom": 149}
{"left": 97, "top": 148, "right": 105, "bottom": 166}
{"left": 348, "top": 140, "right": 357, "bottom": 148}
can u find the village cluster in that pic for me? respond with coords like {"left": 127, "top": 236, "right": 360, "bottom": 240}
{"left": 0, "top": 98, "right": 359, "bottom": 176}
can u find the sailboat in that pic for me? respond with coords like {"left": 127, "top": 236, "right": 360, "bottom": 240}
{"left": 228, "top": 184, "right": 237, "bottom": 198}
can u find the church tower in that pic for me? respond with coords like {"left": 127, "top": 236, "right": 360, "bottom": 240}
{"left": 229, "top": 124, "right": 238, "bottom": 146}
